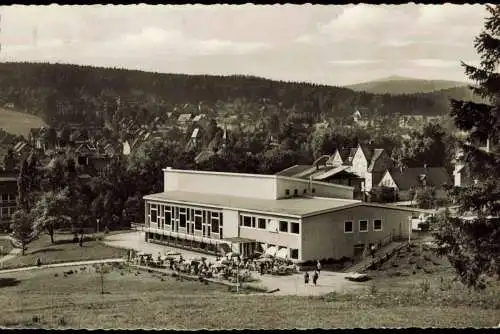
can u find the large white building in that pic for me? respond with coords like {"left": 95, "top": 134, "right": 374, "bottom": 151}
{"left": 143, "top": 167, "right": 426, "bottom": 263}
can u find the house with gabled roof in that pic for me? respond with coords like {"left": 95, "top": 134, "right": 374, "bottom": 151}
{"left": 378, "top": 166, "right": 451, "bottom": 201}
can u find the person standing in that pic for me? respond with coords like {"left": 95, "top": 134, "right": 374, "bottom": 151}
{"left": 304, "top": 272, "right": 309, "bottom": 284}
{"left": 316, "top": 260, "right": 321, "bottom": 274}
{"left": 313, "top": 270, "right": 319, "bottom": 286}
{"left": 370, "top": 244, "right": 376, "bottom": 259}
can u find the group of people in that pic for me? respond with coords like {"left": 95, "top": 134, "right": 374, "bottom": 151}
{"left": 304, "top": 260, "right": 321, "bottom": 286}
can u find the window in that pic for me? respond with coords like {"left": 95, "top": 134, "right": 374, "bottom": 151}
{"left": 150, "top": 209, "right": 157, "bottom": 224}
{"left": 344, "top": 221, "right": 353, "bottom": 233}
{"left": 312, "top": 188, "right": 316, "bottom": 194}
{"left": 165, "top": 207, "right": 171, "bottom": 226}
{"left": 220, "top": 213, "right": 223, "bottom": 226}
{"left": 243, "top": 216, "right": 252, "bottom": 227}
{"left": 373, "top": 219, "right": 383, "bottom": 231}
{"left": 294, "top": 189, "right": 298, "bottom": 196}
{"left": 290, "top": 248, "right": 299, "bottom": 259}
{"left": 291, "top": 222, "right": 300, "bottom": 234}
{"left": 258, "top": 218, "right": 266, "bottom": 229}
{"left": 251, "top": 217, "right": 256, "bottom": 228}
{"left": 359, "top": 220, "right": 368, "bottom": 232}
{"left": 279, "top": 221, "right": 288, "bottom": 233}
{"left": 303, "top": 189, "right": 307, "bottom": 194}
{"left": 211, "top": 218, "right": 219, "bottom": 234}
{"left": 194, "top": 215, "right": 202, "bottom": 230}
{"left": 1, "top": 208, "right": 7, "bottom": 216}
{"left": 285, "top": 189, "right": 290, "bottom": 196}
{"left": 2, "top": 194, "right": 8, "bottom": 201}
{"left": 179, "top": 212, "right": 186, "bottom": 228}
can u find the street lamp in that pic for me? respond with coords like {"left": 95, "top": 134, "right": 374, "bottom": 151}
{"left": 408, "top": 216, "right": 412, "bottom": 245}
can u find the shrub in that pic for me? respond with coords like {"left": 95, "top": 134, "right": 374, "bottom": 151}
{"left": 419, "top": 279, "right": 431, "bottom": 293}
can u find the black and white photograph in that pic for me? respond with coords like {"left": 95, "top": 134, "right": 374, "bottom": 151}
{"left": 0, "top": 3, "right": 498, "bottom": 329}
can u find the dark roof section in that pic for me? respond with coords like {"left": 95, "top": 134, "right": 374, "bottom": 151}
{"left": 367, "top": 148, "right": 386, "bottom": 172}
{"left": 388, "top": 167, "right": 451, "bottom": 190}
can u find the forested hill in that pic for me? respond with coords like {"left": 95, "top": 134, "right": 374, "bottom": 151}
{"left": 0, "top": 62, "right": 478, "bottom": 127}
{"left": 346, "top": 76, "right": 467, "bottom": 94}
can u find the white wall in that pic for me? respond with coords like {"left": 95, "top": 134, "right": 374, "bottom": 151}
{"left": 222, "top": 209, "right": 239, "bottom": 239}
{"left": 276, "top": 176, "right": 353, "bottom": 199}
{"left": 301, "top": 205, "right": 413, "bottom": 261}
{"left": 164, "top": 168, "right": 277, "bottom": 199}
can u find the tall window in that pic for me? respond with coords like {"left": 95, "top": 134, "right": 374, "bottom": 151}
{"left": 359, "top": 220, "right": 368, "bottom": 232}
{"left": 179, "top": 212, "right": 186, "bottom": 228}
{"left": 258, "top": 218, "right": 266, "bottom": 229}
{"left": 194, "top": 212, "right": 202, "bottom": 230}
{"left": 291, "top": 222, "right": 300, "bottom": 234}
{"left": 211, "top": 217, "right": 219, "bottom": 234}
{"left": 373, "top": 219, "right": 383, "bottom": 231}
{"left": 150, "top": 208, "right": 157, "bottom": 225}
{"left": 279, "top": 221, "right": 288, "bottom": 233}
{"left": 165, "top": 206, "right": 171, "bottom": 226}
{"left": 344, "top": 221, "right": 353, "bottom": 233}
{"left": 290, "top": 249, "right": 299, "bottom": 259}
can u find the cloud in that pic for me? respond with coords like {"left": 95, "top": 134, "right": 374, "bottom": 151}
{"left": 3, "top": 25, "right": 271, "bottom": 61}
{"left": 407, "top": 58, "right": 479, "bottom": 68}
{"left": 328, "top": 59, "right": 383, "bottom": 66}
{"left": 296, "top": 4, "right": 486, "bottom": 47}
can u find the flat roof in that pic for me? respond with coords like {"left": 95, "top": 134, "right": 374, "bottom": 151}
{"left": 143, "top": 191, "right": 361, "bottom": 218}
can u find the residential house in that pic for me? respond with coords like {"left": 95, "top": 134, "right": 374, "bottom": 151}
{"left": 185, "top": 128, "right": 200, "bottom": 152}
{"left": 0, "top": 171, "right": 17, "bottom": 231}
{"left": 378, "top": 166, "right": 451, "bottom": 201}
{"left": 277, "top": 144, "right": 394, "bottom": 200}
{"left": 453, "top": 137, "right": 491, "bottom": 187}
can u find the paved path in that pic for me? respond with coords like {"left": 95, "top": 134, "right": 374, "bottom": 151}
{"left": 252, "top": 271, "right": 367, "bottom": 296}
{"left": 103, "top": 231, "right": 218, "bottom": 263}
{"left": 0, "top": 258, "right": 126, "bottom": 275}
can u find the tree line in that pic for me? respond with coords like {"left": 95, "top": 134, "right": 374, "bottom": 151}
{"left": 0, "top": 62, "right": 480, "bottom": 130}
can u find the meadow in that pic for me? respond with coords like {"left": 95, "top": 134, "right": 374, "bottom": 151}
{"left": 0, "top": 108, "right": 46, "bottom": 138}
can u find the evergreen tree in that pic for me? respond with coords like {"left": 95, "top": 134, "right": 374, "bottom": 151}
{"left": 11, "top": 210, "right": 34, "bottom": 256}
{"left": 433, "top": 5, "right": 500, "bottom": 289}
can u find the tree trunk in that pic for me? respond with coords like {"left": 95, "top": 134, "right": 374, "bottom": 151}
{"left": 101, "top": 271, "right": 104, "bottom": 294}
{"left": 48, "top": 226, "right": 55, "bottom": 244}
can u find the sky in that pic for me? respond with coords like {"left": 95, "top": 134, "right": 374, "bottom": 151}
{"left": 0, "top": 4, "right": 490, "bottom": 86}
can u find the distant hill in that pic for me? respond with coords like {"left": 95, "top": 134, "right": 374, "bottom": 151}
{"left": 346, "top": 76, "right": 469, "bottom": 94}
{"left": 0, "top": 63, "right": 481, "bottom": 128}
{"left": 0, "top": 107, "right": 46, "bottom": 137}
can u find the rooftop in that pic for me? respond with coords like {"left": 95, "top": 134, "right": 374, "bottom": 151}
{"left": 144, "top": 191, "right": 361, "bottom": 218}
{"left": 143, "top": 191, "right": 429, "bottom": 217}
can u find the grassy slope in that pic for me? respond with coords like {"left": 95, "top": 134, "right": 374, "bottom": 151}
{"left": 1, "top": 233, "right": 128, "bottom": 269}
{"left": 0, "top": 108, "right": 46, "bottom": 138}
{"left": 0, "top": 248, "right": 497, "bottom": 328}
{"left": 347, "top": 77, "right": 467, "bottom": 94}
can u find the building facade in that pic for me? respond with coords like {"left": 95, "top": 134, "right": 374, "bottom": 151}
{"left": 143, "top": 168, "right": 425, "bottom": 262}
{"left": 0, "top": 171, "right": 18, "bottom": 231}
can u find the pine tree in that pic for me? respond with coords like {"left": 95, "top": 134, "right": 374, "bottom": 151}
{"left": 433, "top": 5, "right": 500, "bottom": 289}
{"left": 11, "top": 210, "right": 34, "bottom": 256}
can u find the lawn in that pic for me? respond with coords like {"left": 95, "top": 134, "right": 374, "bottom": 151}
{"left": 0, "top": 108, "right": 46, "bottom": 138}
{"left": 0, "top": 262, "right": 497, "bottom": 329}
{"left": 1, "top": 233, "right": 128, "bottom": 269}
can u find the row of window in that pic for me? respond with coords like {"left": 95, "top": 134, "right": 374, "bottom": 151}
{"left": 0, "top": 206, "right": 16, "bottom": 218}
{"left": 344, "top": 219, "right": 383, "bottom": 233}
{"left": 147, "top": 202, "right": 223, "bottom": 238}
{"left": 239, "top": 214, "right": 300, "bottom": 234}
{"left": 284, "top": 188, "right": 316, "bottom": 197}
{"left": 0, "top": 194, "right": 16, "bottom": 202}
